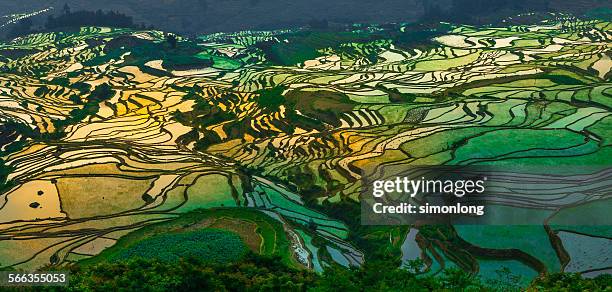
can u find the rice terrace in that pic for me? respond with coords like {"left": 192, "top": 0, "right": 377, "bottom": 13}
{"left": 0, "top": 3, "right": 610, "bottom": 289}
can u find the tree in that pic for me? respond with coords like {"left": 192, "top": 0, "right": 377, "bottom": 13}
{"left": 254, "top": 86, "right": 286, "bottom": 111}
{"left": 32, "top": 251, "right": 612, "bottom": 291}
{"left": 46, "top": 9, "right": 135, "bottom": 30}
{"left": 166, "top": 33, "right": 178, "bottom": 49}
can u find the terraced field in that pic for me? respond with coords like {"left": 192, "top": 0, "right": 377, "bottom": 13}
{"left": 0, "top": 14, "right": 610, "bottom": 282}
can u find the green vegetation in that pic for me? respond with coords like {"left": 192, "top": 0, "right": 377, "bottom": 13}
{"left": 53, "top": 83, "right": 115, "bottom": 134}
{"left": 255, "top": 86, "right": 287, "bottom": 111}
{"left": 18, "top": 254, "right": 611, "bottom": 291}
{"left": 44, "top": 254, "right": 315, "bottom": 291}
{"left": 82, "top": 209, "right": 297, "bottom": 268}
{"left": 0, "top": 13, "right": 610, "bottom": 289}
{"left": 46, "top": 6, "right": 135, "bottom": 31}
{"left": 531, "top": 272, "right": 612, "bottom": 291}
{"left": 256, "top": 31, "right": 373, "bottom": 65}
{"left": 110, "top": 229, "right": 247, "bottom": 263}
{"left": 195, "top": 51, "right": 242, "bottom": 70}
{"left": 165, "top": 34, "right": 178, "bottom": 49}
{"left": 174, "top": 94, "right": 237, "bottom": 129}
{"left": 0, "top": 158, "right": 14, "bottom": 195}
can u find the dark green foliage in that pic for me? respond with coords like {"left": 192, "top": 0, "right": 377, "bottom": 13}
{"left": 256, "top": 31, "right": 373, "bottom": 66}
{"left": 21, "top": 253, "right": 605, "bottom": 291}
{"left": 166, "top": 34, "right": 178, "bottom": 49}
{"left": 111, "top": 229, "right": 248, "bottom": 264}
{"left": 315, "top": 255, "right": 452, "bottom": 291}
{"left": 0, "top": 158, "right": 15, "bottom": 196}
{"left": 392, "top": 27, "right": 447, "bottom": 51}
{"left": 46, "top": 9, "right": 135, "bottom": 30}
{"left": 385, "top": 87, "right": 417, "bottom": 103}
{"left": 70, "top": 82, "right": 92, "bottom": 94}
{"left": 173, "top": 87, "right": 333, "bottom": 151}
{"left": 546, "top": 75, "right": 586, "bottom": 85}
{"left": 48, "top": 77, "right": 70, "bottom": 87}
{"left": 88, "top": 83, "right": 114, "bottom": 102}
{"left": 284, "top": 89, "right": 354, "bottom": 127}
{"left": 69, "top": 94, "right": 82, "bottom": 104}
{"left": 53, "top": 83, "right": 115, "bottom": 134}
{"left": 317, "top": 200, "right": 413, "bottom": 266}
{"left": 34, "top": 86, "right": 49, "bottom": 97}
{"left": 193, "top": 130, "right": 224, "bottom": 151}
{"left": 255, "top": 86, "right": 286, "bottom": 111}
{"left": 172, "top": 94, "right": 239, "bottom": 150}
{"left": 33, "top": 254, "right": 315, "bottom": 292}
{"left": 484, "top": 266, "right": 525, "bottom": 291}
{"left": 254, "top": 25, "right": 447, "bottom": 66}
{"left": 285, "top": 108, "right": 325, "bottom": 132}
{"left": 286, "top": 166, "right": 325, "bottom": 197}
{"left": 530, "top": 272, "right": 612, "bottom": 291}
{"left": 0, "top": 121, "right": 33, "bottom": 152}
{"left": 163, "top": 55, "right": 214, "bottom": 70}
{"left": 174, "top": 99, "right": 236, "bottom": 129}
{"left": 83, "top": 45, "right": 129, "bottom": 67}
{"left": 103, "top": 35, "right": 150, "bottom": 53}
{"left": 84, "top": 37, "right": 205, "bottom": 71}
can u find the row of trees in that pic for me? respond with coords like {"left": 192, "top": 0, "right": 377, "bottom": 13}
{"left": 4, "top": 4, "right": 145, "bottom": 40}
{"left": 46, "top": 10, "right": 135, "bottom": 30}
{"left": 21, "top": 252, "right": 610, "bottom": 291}
{"left": 46, "top": 4, "right": 139, "bottom": 30}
